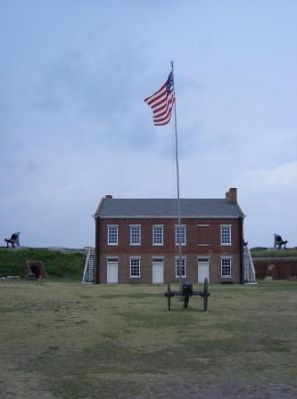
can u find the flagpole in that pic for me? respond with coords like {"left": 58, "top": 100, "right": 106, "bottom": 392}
{"left": 171, "top": 61, "right": 183, "bottom": 291}
{"left": 144, "top": 64, "right": 183, "bottom": 290}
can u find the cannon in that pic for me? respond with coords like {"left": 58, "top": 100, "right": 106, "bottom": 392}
{"left": 274, "top": 234, "right": 287, "bottom": 249}
{"left": 164, "top": 278, "right": 210, "bottom": 311}
{"left": 4, "top": 232, "right": 20, "bottom": 248}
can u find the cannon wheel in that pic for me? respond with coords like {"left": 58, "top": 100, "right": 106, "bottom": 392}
{"left": 183, "top": 295, "right": 190, "bottom": 309}
{"left": 203, "top": 278, "right": 209, "bottom": 311}
{"left": 167, "top": 284, "right": 171, "bottom": 311}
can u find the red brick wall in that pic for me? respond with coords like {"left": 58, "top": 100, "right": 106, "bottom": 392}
{"left": 96, "top": 217, "right": 242, "bottom": 284}
{"left": 253, "top": 258, "right": 297, "bottom": 280}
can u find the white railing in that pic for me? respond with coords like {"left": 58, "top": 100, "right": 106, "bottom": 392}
{"left": 243, "top": 246, "right": 257, "bottom": 284}
{"left": 82, "top": 247, "right": 95, "bottom": 283}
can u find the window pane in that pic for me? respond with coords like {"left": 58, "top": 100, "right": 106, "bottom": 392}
{"left": 108, "top": 225, "right": 118, "bottom": 245}
{"left": 130, "top": 225, "right": 141, "bottom": 245}
{"left": 153, "top": 226, "right": 163, "bottom": 245}
{"left": 175, "top": 258, "right": 186, "bottom": 277}
{"left": 221, "top": 225, "right": 231, "bottom": 245}
{"left": 130, "top": 258, "right": 140, "bottom": 277}
{"left": 175, "top": 225, "right": 186, "bottom": 245}
{"left": 221, "top": 258, "right": 231, "bottom": 277}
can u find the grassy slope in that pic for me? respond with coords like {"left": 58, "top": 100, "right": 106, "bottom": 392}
{"left": 0, "top": 247, "right": 85, "bottom": 278}
{"left": 250, "top": 248, "right": 297, "bottom": 257}
{"left": 0, "top": 281, "right": 296, "bottom": 398}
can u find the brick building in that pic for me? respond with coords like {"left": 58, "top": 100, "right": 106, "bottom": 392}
{"left": 93, "top": 188, "right": 245, "bottom": 284}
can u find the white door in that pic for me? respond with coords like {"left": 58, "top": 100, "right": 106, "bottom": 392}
{"left": 198, "top": 258, "right": 209, "bottom": 283}
{"left": 107, "top": 260, "right": 118, "bottom": 283}
{"left": 152, "top": 260, "right": 164, "bottom": 283}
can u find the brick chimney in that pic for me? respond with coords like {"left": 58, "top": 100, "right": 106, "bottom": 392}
{"left": 225, "top": 187, "right": 237, "bottom": 204}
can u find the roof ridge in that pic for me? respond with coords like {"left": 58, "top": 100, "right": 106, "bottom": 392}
{"left": 94, "top": 197, "right": 244, "bottom": 218}
{"left": 103, "top": 198, "right": 226, "bottom": 200}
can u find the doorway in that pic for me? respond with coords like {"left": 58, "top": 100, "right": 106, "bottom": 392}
{"left": 107, "top": 258, "right": 118, "bottom": 283}
{"left": 152, "top": 258, "right": 164, "bottom": 283}
{"left": 197, "top": 257, "right": 209, "bottom": 283}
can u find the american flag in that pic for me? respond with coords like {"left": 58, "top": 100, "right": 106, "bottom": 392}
{"left": 144, "top": 70, "right": 175, "bottom": 126}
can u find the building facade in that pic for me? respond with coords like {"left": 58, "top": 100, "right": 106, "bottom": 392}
{"left": 94, "top": 188, "right": 245, "bottom": 284}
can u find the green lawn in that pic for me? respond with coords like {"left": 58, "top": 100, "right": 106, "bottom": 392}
{"left": 0, "top": 280, "right": 296, "bottom": 398}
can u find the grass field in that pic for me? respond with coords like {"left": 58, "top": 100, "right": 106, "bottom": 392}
{"left": 0, "top": 280, "right": 296, "bottom": 399}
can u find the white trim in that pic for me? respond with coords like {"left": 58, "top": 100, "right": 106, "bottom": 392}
{"left": 107, "top": 224, "right": 118, "bottom": 246}
{"left": 175, "top": 256, "right": 187, "bottom": 278}
{"left": 220, "top": 256, "right": 232, "bottom": 278}
{"left": 220, "top": 224, "right": 232, "bottom": 246}
{"left": 152, "top": 224, "right": 164, "bottom": 246}
{"left": 175, "top": 224, "right": 186, "bottom": 246}
{"left": 106, "top": 258, "right": 118, "bottom": 284}
{"left": 197, "top": 256, "right": 210, "bottom": 262}
{"left": 152, "top": 258, "right": 164, "bottom": 284}
{"left": 197, "top": 257, "right": 210, "bottom": 283}
{"left": 129, "top": 224, "right": 141, "bottom": 246}
{"left": 129, "top": 256, "right": 141, "bottom": 278}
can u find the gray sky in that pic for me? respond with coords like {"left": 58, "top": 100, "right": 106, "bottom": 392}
{"left": 1, "top": 0, "right": 296, "bottom": 248}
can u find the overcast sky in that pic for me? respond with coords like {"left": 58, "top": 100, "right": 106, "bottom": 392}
{"left": 1, "top": 0, "right": 296, "bottom": 249}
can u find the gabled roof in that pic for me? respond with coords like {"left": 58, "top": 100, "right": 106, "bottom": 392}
{"left": 94, "top": 197, "right": 245, "bottom": 219}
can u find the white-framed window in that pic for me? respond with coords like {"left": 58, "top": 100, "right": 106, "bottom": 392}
{"left": 130, "top": 225, "right": 141, "bottom": 246}
{"left": 175, "top": 257, "right": 186, "bottom": 278}
{"left": 152, "top": 257, "right": 164, "bottom": 265}
{"left": 106, "top": 257, "right": 118, "bottom": 262}
{"left": 220, "top": 225, "right": 232, "bottom": 246}
{"left": 107, "top": 225, "right": 118, "bottom": 245}
{"left": 130, "top": 257, "right": 141, "bottom": 278}
{"left": 175, "top": 224, "right": 186, "bottom": 246}
{"left": 153, "top": 225, "right": 164, "bottom": 246}
{"left": 221, "top": 257, "right": 232, "bottom": 278}
{"left": 198, "top": 257, "right": 210, "bottom": 263}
